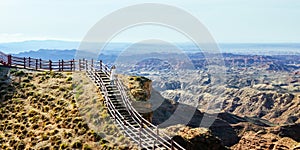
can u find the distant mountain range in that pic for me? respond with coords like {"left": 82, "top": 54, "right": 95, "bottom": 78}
{"left": 14, "top": 49, "right": 77, "bottom": 61}
{"left": 13, "top": 49, "right": 117, "bottom": 62}
{"left": 0, "top": 40, "right": 80, "bottom": 54}
{"left": 1, "top": 40, "right": 300, "bottom": 55}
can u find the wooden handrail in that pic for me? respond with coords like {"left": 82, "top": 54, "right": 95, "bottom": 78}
{"left": 88, "top": 69, "right": 166, "bottom": 148}
{"left": 116, "top": 78, "right": 184, "bottom": 149}
{"left": 86, "top": 62, "right": 185, "bottom": 150}
{"left": 0, "top": 51, "right": 78, "bottom": 72}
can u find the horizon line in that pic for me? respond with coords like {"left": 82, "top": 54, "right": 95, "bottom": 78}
{"left": 1, "top": 39, "right": 300, "bottom": 45}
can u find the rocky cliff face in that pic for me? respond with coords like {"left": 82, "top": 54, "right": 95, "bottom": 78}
{"left": 121, "top": 75, "right": 152, "bottom": 101}
{"left": 119, "top": 75, "right": 153, "bottom": 122}
{"left": 158, "top": 70, "right": 300, "bottom": 125}
{"left": 220, "top": 88, "right": 300, "bottom": 125}
{"left": 164, "top": 124, "right": 227, "bottom": 150}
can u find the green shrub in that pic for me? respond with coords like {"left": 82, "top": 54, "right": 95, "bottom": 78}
{"left": 42, "top": 134, "right": 49, "bottom": 141}
{"left": 16, "top": 141, "right": 26, "bottom": 149}
{"left": 71, "top": 141, "right": 83, "bottom": 149}
{"left": 59, "top": 87, "right": 66, "bottom": 92}
{"left": 39, "top": 76, "right": 45, "bottom": 83}
{"left": 15, "top": 70, "right": 25, "bottom": 77}
{"left": 83, "top": 143, "right": 92, "bottom": 150}
{"left": 118, "top": 135, "right": 125, "bottom": 142}
{"left": 100, "top": 139, "right": 109, "bottom": 144}
{"left": 22, "top": 79, "right": 30, "bottom": 83}
{"left": 10, "top": 69, "right": 17, "bottom": 74}
{"left": 60, "top": 143, "right": 69, "bottom": 149}
{"left": 66, "top": 76, "right": 73, "bottom": 82}
{"left": 31, "top": 124, "right": 39, "bottom": 130}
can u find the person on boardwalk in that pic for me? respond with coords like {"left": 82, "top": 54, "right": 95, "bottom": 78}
{"left": 110, "top": 65, "right": 116, "bottom": 85}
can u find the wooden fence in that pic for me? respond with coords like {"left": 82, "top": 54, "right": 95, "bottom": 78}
{"left": 0, "top": 51, "right": 107, "bottom": 72}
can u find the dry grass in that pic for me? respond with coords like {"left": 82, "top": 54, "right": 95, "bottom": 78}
{"left": 0, "top": 69, "right": 136, "bottom": 149}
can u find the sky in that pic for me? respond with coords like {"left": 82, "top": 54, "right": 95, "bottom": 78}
{"left": 1, "top": 0, "right": 300, "bottom": 43}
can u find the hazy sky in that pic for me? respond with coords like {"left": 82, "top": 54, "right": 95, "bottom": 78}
{"left": 1, "top": 0, "right": 300, "bottom": 43}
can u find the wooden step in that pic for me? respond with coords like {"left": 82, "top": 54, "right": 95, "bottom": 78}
{"left": 86, "top": 70, "right": 181, "bottom": 150}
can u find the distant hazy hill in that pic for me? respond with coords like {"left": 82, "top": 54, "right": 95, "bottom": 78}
{"left": 14, "top": 49, "right": 77, "bottom": 61}
{"left": 0, "top": 40, "right": 129, "bottom": 55}
{"left": 13, "top": 49, "right": 118, "bottom": 63}
{"left": 0, "top": 40, "right": 79, "bottom": 54}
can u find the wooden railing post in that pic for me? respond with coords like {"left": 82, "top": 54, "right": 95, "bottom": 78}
{"left": 153, "top": 126, "right": 159, "bottom": 149}
{"left": 100, "top": 60, "right": 102, "bottom": 71}
{"left": 139, "top": 121, "right": 142, "bottom": 149}
{"left": 114, "top": 109, "right": 116, "bottom": 122}
{"left": 23, "top": 57, "right": 26, "bottom": 68}
{"left": 35, "top": 59, "right": 38, "bottom": 70}
{"left": 49, "top": 60, "right": 52, "bottom": 71}
{"left": 58, "top": 60, "right": 61, "bottom": 71}
{"left": 28, "top": 57, "right": 31, "bottom": 68}
{"left": 39, "top": 59, "right": 42, "bottom": 69}
{"left": 71, "top": 59, "right": 74, "bottom": 71}
{"left": 83, "top": 58, "right": 85, "bottom": 70}
{"left": 85, "top": 59, "right": 88, "bottom": 70}
{"left": 73, "top": 59, "right": 75, "bottom": 71}
{"left": 79, "top": 59, "right": 81, "bottom": 71}
{"left": 91, "top": 59, "right": 94, "bottom": 69}
{"left": 7, "top": 55, "right": 11, "bottom": 66}
{"left": 62, "top": 59, "right": 64, "bottom": 72}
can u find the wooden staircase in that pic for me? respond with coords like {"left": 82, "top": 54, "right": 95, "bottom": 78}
{"left": 86, "top": 66, "right": 185, "bottom": 150}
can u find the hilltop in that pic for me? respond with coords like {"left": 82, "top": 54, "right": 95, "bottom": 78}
{"left": 0, "top": 68, "right": 137, "bottom": 149}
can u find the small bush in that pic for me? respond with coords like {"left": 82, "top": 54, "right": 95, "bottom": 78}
{"left": 118, "top": 135, "right": 125, "bottom": 142}
{"left": 39, "top": 76, "right": 46, "bottom": 83}
{"left": 60, "top": 143, "right": 69, "bottom": 149}
{"left": 22, "top": 79, "right": 30, "bottom": 83}
{"left": 15, "top": 70, "right": 25, "bottom": 77}
{"left": 59, "top": 87, "right": 66, "bottom": 92}
{"left": 28, "top": 110, "right": 37, "bottom": 117}
{"left": 66, "top": 76, "right": 72, "bottom": 82}
{"left": 31, "top": 124, "right": 39, "bottom": 130}
{"left": 83, "top": 144, "right": 92, "bottom": 150}
{"left": 42, "top": 134, "right": 49, "bottom": 141}
{"left": 71, "top": 141, "right": 83, "bottom": 149}
{"left": 43, "top": 106, "right": 50, "bottom": 112}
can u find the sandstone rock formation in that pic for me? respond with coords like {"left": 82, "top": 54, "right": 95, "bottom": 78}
{"left": 164, "top": 124, "right": 227, "bottom": 150}
{"left": 119, "top": 75, "right": 153, "bottom": 122}
{"left": 232, "top": 131, "right": 300, "bottom": 150}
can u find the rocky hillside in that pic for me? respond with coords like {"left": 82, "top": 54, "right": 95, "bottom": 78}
{"left": 221, "top": 88, "right": 300, "bottom": 125}
{"left": 0, "top": 68, "right": 136, "bottom": 149}
{"left": 232, "top": 131, "right": 300, "bottom": 150}
{"left": 164, "top": 124, "right": 226, "bottom": 150}
{"left": 120, "top": 74, "right": 300, "bottom": 149}
{"left": 156, "top": 69, "right": 300, "bottom": 126}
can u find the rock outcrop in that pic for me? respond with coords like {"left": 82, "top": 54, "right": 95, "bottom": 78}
{"left": 232, "top": 131, "right": 300, "bottom": 150}
{"left": 119, "top": 75, "right": 153, "bottom": 122}
{"left": 221, "top": 89, "right": 300, "bottom": 125}
{"left": 164, "top": 124, "right": 227, "bottom": 150}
